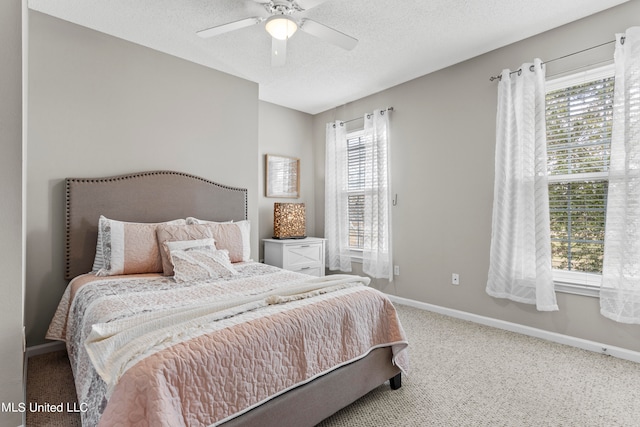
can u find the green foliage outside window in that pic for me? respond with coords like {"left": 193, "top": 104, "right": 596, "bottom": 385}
{"left": 546, "top": 76, "right": 614, "bottom": 274}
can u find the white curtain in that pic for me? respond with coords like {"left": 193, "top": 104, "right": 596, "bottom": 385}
{"left": 486, "top": 58, "right": 558, "bottom": 311}
{"left": 325, "top": 120, "right": 352, "bottom": 272}
{"left": 362, "top": 110, "right": 393, "bottom": 280}
{"left": 601, "top": 27, "right": 640, "bottom": 323}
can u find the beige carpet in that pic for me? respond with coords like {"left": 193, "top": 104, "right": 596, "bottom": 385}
{"left": 26, "top": 350, "right": 81, "bottom": 427}
{"left": 27, "top": 304, "right": 640, "bottom": 426}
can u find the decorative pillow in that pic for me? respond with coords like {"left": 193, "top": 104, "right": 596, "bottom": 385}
{"left": 185, "top": 218, "right": 232, "bottom": 224}
{"left": 93, "top": 216, "right": 186, "bottom": 276}
{"left": 186, "top": 218, "right": 251, "bottom": 263}
{"left": 167, "top": 239, "right": 238, "bottom": 283}
{"left": 156, "top": 224, "right": 215, "bottom": 276}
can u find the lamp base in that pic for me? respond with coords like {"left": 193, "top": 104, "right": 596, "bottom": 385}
{"left": 272, "top": 235, "right": 307, "bottom": 240}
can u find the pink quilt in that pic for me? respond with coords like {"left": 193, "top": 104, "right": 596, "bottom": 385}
{"left": 47, "top": 262, "right": 409, "bottom": 426}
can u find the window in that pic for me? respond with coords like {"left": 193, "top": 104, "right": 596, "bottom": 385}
{"left": 545, "top": 65, "right": 615, "bottom": 288}
{"left": 347, "top": 130, "right": 366, "bottom": 249}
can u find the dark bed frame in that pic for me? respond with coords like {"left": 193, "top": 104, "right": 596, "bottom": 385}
{"left": 65, "top": 170, "right": 401, "bottom": 426}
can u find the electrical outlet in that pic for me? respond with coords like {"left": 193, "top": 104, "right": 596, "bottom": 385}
{"left": 452, "top": 273, "right": 460, "bottom": 285}
{"left": 394, "top": 265, "right": 400, "bottom": 276}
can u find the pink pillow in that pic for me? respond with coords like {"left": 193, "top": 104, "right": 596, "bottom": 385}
{"left": 93, "top": 216, "right": 186, "bottom": 276}
{"left": 186, "top": 218, "right": 250, "bottom": 263}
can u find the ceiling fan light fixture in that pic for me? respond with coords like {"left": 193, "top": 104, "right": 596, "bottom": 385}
{"left": 265, "top": 15, "right": 298, "bottom": 40}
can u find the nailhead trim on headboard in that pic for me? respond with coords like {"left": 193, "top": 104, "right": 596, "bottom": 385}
{"left": 65, "top": 170, "right": 248, "bottom": 280}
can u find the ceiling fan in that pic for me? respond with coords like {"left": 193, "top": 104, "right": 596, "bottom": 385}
{"left": 197, "top": 0, "right": 358, "bottom": 66}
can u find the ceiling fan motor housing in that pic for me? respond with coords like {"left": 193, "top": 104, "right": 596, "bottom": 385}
{"left": 264, "top": 0, "right": 300, "bottom": 15}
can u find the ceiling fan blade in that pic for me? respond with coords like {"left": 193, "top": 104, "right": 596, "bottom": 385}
{"left": 272, "top": 37, "right": 287, "bottom": 67}
{"left": 299, "top": 19, "right": 358, "bottom": 50}
{"left": 197, "top": 17, "right": 263, "bottom": 39}
{"left": 295, "top": 0, "right": 330, "bottom": 10}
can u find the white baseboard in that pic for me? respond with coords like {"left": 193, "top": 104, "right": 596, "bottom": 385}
{"left": 387, "top": 294, "right": 640, "bottom": 364}
{"left": 25, "top": 341, "right": 66, "bottom": 359}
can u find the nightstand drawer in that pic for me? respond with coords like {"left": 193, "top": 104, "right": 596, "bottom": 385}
{"left": 291, "top": 266, "right": 322, "bottom": 277}
{"left": 283, "top": 243, "right": 323, "bottom": 269}
{"left": 263, "top": 237, "right": 326, "bottom": 277}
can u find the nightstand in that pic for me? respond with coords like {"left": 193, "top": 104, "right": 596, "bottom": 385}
{"left": 263, "top": 237, "right": 326, "bottom": 277}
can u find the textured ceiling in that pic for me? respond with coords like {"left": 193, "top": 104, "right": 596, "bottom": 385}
{"left": 29, "top": 0, "right": 628, "bottom": 114}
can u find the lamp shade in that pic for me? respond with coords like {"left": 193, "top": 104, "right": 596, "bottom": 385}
{"left": 265, "top": 15, "right": 298, "bottom": 40}
{"left": 273, "top": 203, "right": 306, "bottom": 239}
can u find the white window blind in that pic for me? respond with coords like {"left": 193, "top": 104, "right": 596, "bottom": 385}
{"left": 545, "top": 65, "right": 614, "bottom": 276}
{"left": 347, "top": 131, "right": 366, "bottom": 249}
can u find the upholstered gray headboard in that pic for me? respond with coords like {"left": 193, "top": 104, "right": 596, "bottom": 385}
{"left": 65, "top": 170, "right": 248, "bottom": 280}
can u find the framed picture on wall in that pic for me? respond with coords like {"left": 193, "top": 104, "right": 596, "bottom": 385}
{"left": 266, "top": 154, "right": 300, "bottom": 198}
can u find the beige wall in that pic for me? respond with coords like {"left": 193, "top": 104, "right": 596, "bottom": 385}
{"left": 0, "top": 0, "right": 25, "bottom": 425}
{"left": 258, "top": 102, "right": 314, "bottom": 260}
{"left": 312, "top": 1, "right": 640, "bottom": 352}
{"left": 26, "top": 11, "right": 259, "bottom": 346}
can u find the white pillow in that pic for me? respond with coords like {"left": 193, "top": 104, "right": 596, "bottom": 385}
{"left": 155, "top": 224, "right": 215, "bottom": 276}
{"left": 168, "top": 239, "right": 238, "bottom": 282}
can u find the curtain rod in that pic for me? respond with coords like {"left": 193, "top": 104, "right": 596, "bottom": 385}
{"left": 489, "top": 37, "right": 624, "bottom": 82}
{"left": 335, "top": 107, "right": 394, "bottom": 126}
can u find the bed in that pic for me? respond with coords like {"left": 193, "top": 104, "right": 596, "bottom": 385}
{"left": 46, "top": 170, "right": 408, "bottom": 427}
